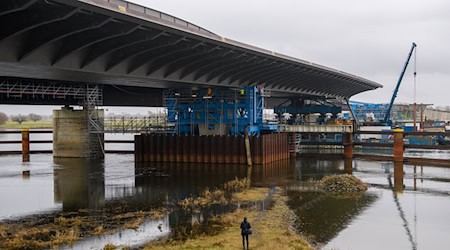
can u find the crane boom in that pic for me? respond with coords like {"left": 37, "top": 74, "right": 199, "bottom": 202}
{"left": 384, "top": 42, "right": 417, "bottom": 123}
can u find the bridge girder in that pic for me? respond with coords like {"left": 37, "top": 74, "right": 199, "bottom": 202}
{"left": 0, "top": 0, "right": 381, "bottom": 100}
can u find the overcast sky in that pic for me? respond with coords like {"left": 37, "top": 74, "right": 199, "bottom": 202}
{"left": 2, "top": 0, "right": 449, "bottom": 115}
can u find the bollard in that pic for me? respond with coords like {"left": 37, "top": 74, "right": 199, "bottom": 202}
{"left": 244, "top": 127, "right": 252, "bottom": 166}
{"left": 342, "top": 133, "right": 353, "bottom": 159}
{"left": 22, "top": 170, "right": 30, "bottom": 179}
{"left": 344, "top": 158, "right": 353, "bottom": 174}
{"left": 393, "top": 128, "right": 404, "bottom": 162}
{"left": 393, "top": 161, "right": 404, "bottom": 193}
{"left": 22, "top": 128, "right": 30, "bottom": 162}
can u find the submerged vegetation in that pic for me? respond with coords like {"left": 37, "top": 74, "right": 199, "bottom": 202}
{"left": 0, "top": 177, "right": 315, "bottom": 249}
{"left": 0, "top": 206, "right": 168, "bottom": 249}
{"left": 178, "top": 177, "right": 252, "bottom": 213}
{"left": 146, "top": 179, "right": 311, "bottom": 250}
{"left": 146, "top": 190, "right": 311, "bottom": 250}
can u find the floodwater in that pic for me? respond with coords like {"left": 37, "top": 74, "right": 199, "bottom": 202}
{"left": 0, "top": 152, "right": 450, "bottom": 249}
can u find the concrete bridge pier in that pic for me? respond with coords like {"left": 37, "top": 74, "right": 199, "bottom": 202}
{"left": 53, "top": 106, "right": 104, "bottom": 158}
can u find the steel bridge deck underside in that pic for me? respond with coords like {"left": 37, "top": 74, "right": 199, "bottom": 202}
{"left": 0, "top": 0, "right": 381, "bottom": 100}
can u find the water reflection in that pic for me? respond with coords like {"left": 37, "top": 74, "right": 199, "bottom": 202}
{"left": 64, "top": 216, "right": 171, "bottom": 250}
{"left": 53, "top": 158, "right": 105, "bottom": 211}
{"left": 286, "top": 158, "right": 378, "bottom": 244}
{"left": 288, "top": 190, "right": 377, "bottom": 244}
{"left": 252, "top": 159, "right": 293, "bottom": 185}
{"left": 1, "top": 154, "right": 450, "bottom": 249}
{"left": 134, "top": 162, "right": 247, "bottom": 205}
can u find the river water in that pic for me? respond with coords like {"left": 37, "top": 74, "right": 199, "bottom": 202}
{"left": 1, "top": 152, "right": 450, "bottom": 249}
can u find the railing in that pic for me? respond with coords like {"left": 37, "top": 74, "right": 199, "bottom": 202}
{"left": 93, "top": 0, "right": 216, "bottom": 36}
{"left": 294, "top": 130, "right": 450, "bottom": 166}
{"left": 297, "top": 131, "right": 450, "bottom": 150}
{"left": 0, "top": 130, "right": 134, "bottom": 155}
{"left": 104, "top": 116, "right": 172, "bottom": 133}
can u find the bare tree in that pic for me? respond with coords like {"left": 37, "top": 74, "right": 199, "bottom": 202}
{"left": 28, "top": 113, "right": 42, "bottom": 122}
{"left": 0, "top": 112, "right": 7, "bottom": 125}
{"left": 11, "top": 114, "right": 27, "bottom": 124}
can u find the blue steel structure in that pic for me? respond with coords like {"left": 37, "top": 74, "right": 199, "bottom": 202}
{"left": 349, "top": 101, "right": 391, "bottom": 122}
{"left": 274, "top": 98, "right": 342, "bottom": 124}
{"left": 165, "top": 86, "right": 277, "bottom": 136}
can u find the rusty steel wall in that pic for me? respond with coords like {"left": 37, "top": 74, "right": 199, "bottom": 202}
{"left": 135, "top": 133, "right": 289, "bottom": 165}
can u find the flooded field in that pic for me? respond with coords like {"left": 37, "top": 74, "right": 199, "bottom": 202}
{"left": 0, "top": 153, "right": 449, "bottom": 249}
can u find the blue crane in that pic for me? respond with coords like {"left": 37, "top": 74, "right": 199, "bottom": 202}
{"left": 383, "top": 42, "right": 417, "bottom": 124}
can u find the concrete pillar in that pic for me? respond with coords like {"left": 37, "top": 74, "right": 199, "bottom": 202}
{"left": 53, "top": 107, "right": 104, "bottom": 158}
{"left": 342, "top": 133, "right": 353, "bottom": 159}
{"left": 393, "top": 129, "right": 404, "bottom": 162}
{"left": 21, "top": 128, "right": 30, "bottom": 162}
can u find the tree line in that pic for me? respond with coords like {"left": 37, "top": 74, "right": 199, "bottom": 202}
{"left": 0, "top": 112, "right": 44, "bottom": 125}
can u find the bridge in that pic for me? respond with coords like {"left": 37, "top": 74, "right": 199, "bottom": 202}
{"left": 0, "top": 0, "right": 382, "bottom": 159}
{"left": 0, "top": 0, "right": 381, "bottom": 102}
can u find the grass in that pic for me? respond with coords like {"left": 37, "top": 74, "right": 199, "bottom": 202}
{"left": 0, "top": 120, "right": 52, "bottom": 129}
{"left": 145, "top": 189, "right": 312, "bottom": 250}
{"left": 232, "top": 187, "right": 269, "bottom": 202}
{"left": 103, "top": 243, "right": 118, "bottom": 250}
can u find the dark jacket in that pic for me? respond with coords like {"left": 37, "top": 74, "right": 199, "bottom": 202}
{"left": 240, "top": 221, "right": 251, "bottom": 235}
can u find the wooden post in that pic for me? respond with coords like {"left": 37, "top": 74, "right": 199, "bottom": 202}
{"left": 394, "top": 161, "right": 404, "bottom": 193}
{"left": 393, "top": 128, "right": 404, "bottom": 162}
{"left": 344, "top": 159, "right": 353, "bottom": 174}
{"left": 21, "top": 128, "right": 30, "bottom": 162}
{"left": 244, "top": 127, "right": 252, "bottom": 166}
{"left": 342, "top": 133, "right": 353, "bottom": 159}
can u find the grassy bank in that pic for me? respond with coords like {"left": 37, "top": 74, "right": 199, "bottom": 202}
{"left": 0, "top": 120, "right": 52, "bottom": 129}
{"left": 145, "top": 188, "right": 312, "bottom": 250}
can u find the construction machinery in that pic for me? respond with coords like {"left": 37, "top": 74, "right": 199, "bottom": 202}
{"left": 350, "top": 42, "right": 417, "bottom": 126}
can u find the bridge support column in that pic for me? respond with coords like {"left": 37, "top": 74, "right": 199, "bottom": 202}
{"left": 343, "top": 133, "right": 353, "bottom": 159}
{"left": 53, "top": 107, "right": 104, "bottom": 158}
{"left": 393, "top": 129, "right": 404, "bottom": 162}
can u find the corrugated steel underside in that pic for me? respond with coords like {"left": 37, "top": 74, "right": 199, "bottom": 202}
{"left": 0, "top": 0, "right": 382, "bottom": 98}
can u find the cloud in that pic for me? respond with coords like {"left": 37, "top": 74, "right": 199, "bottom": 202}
{"left": 130, "top": 0, "right": 450, "bottom": 106}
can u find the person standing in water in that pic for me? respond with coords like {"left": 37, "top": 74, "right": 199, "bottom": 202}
{"left": 240, "top": 217, "right": 251, "bottom": 249}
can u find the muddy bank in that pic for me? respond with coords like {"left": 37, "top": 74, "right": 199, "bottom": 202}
{"left": 145, "top": 187, "right": 312, "bottom": 250}
{"left": 0, "top": 205, "right": 168, "bottom": 249}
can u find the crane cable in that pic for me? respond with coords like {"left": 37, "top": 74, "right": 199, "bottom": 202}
{"left": 414, "top": 46, "right": 417, "bottom": 104}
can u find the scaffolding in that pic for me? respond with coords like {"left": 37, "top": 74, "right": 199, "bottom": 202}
{"left": 289, "top": 133, "right": 302, "bottom": 155}
{"left": 84, "top": 84, "right": 104, "bottom": 158}
{"left": 104, "top": 115, "right": 169, "bottom": 133}
{"left": 0, "top": 78, "right": 86, "bottom": 102}
{"left": 163, "top": 86, "right": 270, "bottom": 136}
